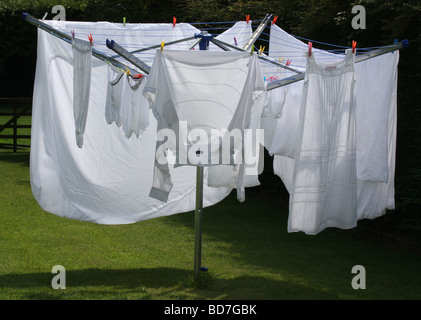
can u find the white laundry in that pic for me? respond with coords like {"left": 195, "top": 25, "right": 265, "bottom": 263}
{"left": 288, "top": 49, "right": 358, "bottom": 235}
{"left": 30, "top": 20, "right": 235, "bottom": 225}
{"left": 354, "top": 52, "right": 399, "bottom": 183}
{"left": 143, "top": 50, "right": 266, "bottom": 202}
{"left": 267, "top": 24, "right": 398, "bottom": 223}
{"left": 262, "top": 80, "right": 302, "bottom": 158}
{"left": 72, "top": 37, "right": 92, "bottom": 148}
{"left": 120, "top": 74, "right": 149, "bottom": 139}
{"left": 105, "top": 65, "right": 125, "bottom": 127}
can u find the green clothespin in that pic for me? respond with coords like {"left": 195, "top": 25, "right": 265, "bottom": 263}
{"left": 123, "top": 17, "right": 126, "bottom": 27}
{"left": 251, "top": 44, "right": 254, "bottom": 56}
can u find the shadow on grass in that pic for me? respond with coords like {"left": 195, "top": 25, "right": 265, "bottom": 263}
{"left": 0, "top": 267, "right": 338, "bottom": 300}
{"left": 0, "top": 152, "right": 30, "bottom": 167}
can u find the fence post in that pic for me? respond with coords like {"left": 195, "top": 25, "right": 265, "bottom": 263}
{"left": 13, "top": 103, "right": 17, "bottom": 152}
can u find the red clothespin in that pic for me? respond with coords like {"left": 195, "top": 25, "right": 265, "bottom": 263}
{"left": 87, "top": 33, "right": 94, "bottom": 45}
{"left": 173, "top": 17, "right": 177, "bottom": 28}
{"left": 286, "top": 59, "right": 292, "bottom": 66}
{"left": 352, "top": 40, "right": 357, "bottom": 54}
{"left": 71, "top": 30, "right": 75, "bottom": 39}
{"left": 133, "top": 73, "right": 143, "bottom": 79}
{"left": 246, "top": 15, "right": 250, "bottom": 24}
{"left": 308, "top": 41, "right": 312, "bottom": 57}
{"left": 272, "top": 16, "right": 278, "bottom": 25}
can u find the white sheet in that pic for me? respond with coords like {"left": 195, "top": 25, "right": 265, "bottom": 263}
{"left": 30, "top": 20, "right": 250, "bottom": 225}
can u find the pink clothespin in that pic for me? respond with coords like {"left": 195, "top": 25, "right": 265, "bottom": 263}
{"left": 87, "top": 33, "right": 94, "bottom": 45}
{"left": 71, "top": 30, "right": 75, "bottom": 39}
{"left": 173, "top": 17, "right": 177, "bottom": 28}
{"left": 308, "top": 41, "right": 312, "bottom": 57}
{"left": 286, "top": 59, "right": 292, "bottom": 66}
{"left": 352, "top": 40, "right": 357, "bottom": 54}
{"left": 272, "top": 16, "right": 278, "bottom": 25}
{"left": 234, "top": 37, "right": 238, "bottom": 46}
{"left": 246, "top": 15, "right": 250, "bottom": 24}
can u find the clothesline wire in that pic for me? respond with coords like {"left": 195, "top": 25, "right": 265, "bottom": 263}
{"left": 61, "top": 20, "right": 390, "bottom": 68}
{"left": 262, "top": 29, "right": 384, "bottom": 54}
{"left": 46, "top": 17, "right": 389, "bottom": 55}
{"left": 189, "top": 19, "right": 263, "bottom": 25}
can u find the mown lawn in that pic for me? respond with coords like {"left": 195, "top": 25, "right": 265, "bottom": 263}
{"left": 0, "top": 152, "right": 420, "bottom": 300}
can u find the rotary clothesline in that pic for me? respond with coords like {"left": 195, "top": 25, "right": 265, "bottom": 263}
{"left": 23, "top": 12, "right": 407, "bottom": 280}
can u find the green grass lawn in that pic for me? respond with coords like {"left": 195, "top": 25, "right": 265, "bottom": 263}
{"left": 0, "top": 152, "right": 420, "bottom": 300}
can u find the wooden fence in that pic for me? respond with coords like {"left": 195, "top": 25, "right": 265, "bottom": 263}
{"left": 0, "top": 98, "right": 32, "bottom": 152}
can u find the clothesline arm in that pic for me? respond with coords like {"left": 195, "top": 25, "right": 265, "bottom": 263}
{"left": 22, "top": 12, "right": 142, "bottom": 77}
{"left": 111, "top": 36, "right": 197, "bottom": 58}
{"left": 211, "top": 37, "right": 302, "bottom": 74}
{"left": 106, "top": 39, "right": 151, "bottom": 75}
{"left": 242, "top": 14, "right": 273, "bottom": 51}
{"left": 266, "top": 39, "right": 409, "bottom": 91}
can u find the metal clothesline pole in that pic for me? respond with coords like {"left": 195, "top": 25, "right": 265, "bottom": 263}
{"left": 109, "top": 31, "right": 212, "bottom": 281}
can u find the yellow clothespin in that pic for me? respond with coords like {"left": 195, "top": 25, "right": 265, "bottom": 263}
{"left": 124, "top": 67, "right": 131, "bottom": 75}
{"left": 259, "top": 45, "right": 265, "bottom": 55}
{"left": 279, "top": 57, "right": 285, "bottom": 63}
{"left": 161, "top": 41, "right": 165, "bottom": 52}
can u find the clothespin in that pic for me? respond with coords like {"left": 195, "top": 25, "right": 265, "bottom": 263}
{"left": 234, "top": 37, "right": 238, "bottom": 46}
{"left": 173, "top": 17, "right": 177, "bottom": 28}
{"left": 352, "top": 40, "right": 357, "bottom": 54}
{"left": 308, "top": 41, "right": 312, "bottom": 57}
{"left": 123, "top": 17, "right": 126, "bottom": 27}
{"left": 124, "top": 67, "right": 131, "bottom": 75}
{"left": 272, "top": 16, "right": 278, "bottom": 25}
{"left": 394, "top": 38, "right": 399, "bottom": 44}
{"left": 71, "top": 30, "right": 75, "bottom": 39}
{"left": 259, "top": 45, "right": 265, "bottom": 55}
{"left": 286, "top": 59, "right": 292, "bottom": 66}
{"left": 246, "top": 15, "right": 250, "bottom": 24}
{"left": 250, "top": 44, "right": 254, "bottom": 56}
{"left": 87, "top": 33, "right": 94, "bottom": 45}
{"left": 133, "top": 73, "right": 143, "bottom": 79}
{"left": 279, "top": 57, "right": 285, "bottom": 63}
{"left": 161, "top": 41, "right": 165, "bottom": 52}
